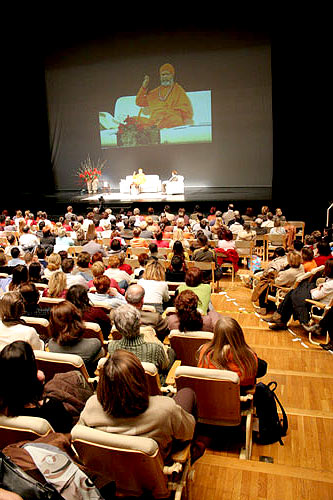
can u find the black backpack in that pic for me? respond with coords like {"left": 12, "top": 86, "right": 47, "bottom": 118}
{"left": 253, "top": 381, "right": 288, "bottom": 445}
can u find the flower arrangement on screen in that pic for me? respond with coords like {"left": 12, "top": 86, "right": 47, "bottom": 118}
{"left": 117, "top": 116, "right": 160, "bottom": 147}
{"left": 77, "top": 156, "right": 106, "bottom": 184}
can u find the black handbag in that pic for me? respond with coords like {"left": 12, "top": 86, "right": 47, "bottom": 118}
{"left": 0, "top": 451, "right": 63, "bottom": 500}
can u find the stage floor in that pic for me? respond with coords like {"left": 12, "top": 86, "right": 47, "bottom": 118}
{"left": 76, "top": 185, "right": 272, "bottom": 204}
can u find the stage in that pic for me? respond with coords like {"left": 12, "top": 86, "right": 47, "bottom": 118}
{"left": 74, "top": 185, "right": 272, "bottom": 205}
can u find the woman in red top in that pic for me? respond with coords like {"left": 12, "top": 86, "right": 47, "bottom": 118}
{"left": 198, "top": 316, "right": 259, "bottom": 387}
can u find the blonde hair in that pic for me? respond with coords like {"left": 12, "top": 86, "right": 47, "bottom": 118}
{"left": 48, "top": 271, "right": 67, "bottom": 297}
{"left": 287, "top": 250, "right": 302, "bottom": 268}
{"left": 143, "top": 260, "right": 165, "bottom": 281}
{"left": 47, "top": 253, "right": 61, "bottom": 271}
{"left": 91, "top": 261, "right": 105, "bottom": 277}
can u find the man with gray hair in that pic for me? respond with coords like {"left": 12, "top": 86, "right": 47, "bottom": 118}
{"left": 108, "top": 303, "right": 169, "bottom": 376}
{"left": 124, "top": 284, "right": 170, "bottom": 341}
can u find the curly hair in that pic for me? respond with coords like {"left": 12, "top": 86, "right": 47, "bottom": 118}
{"left": 174, "top": 290, "right": 203, "bottom": 332}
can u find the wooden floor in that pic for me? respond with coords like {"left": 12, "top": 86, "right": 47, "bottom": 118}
{"left": 190, "top": 272, "right": 333, "bottom": 500}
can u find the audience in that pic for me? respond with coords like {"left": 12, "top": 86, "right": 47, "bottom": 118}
{"left": 138, "top": 260, "right": 170, "bottom": 313}
{"left": 0, "top": 291, "right": 44, "bottom": 351}
{"left": 177, "top": 267, "right": 212, "bottom": 315}
{"left": 0, "top": 341, "right": 72, "bottom": 432}
{"left": 88, "top": 275, "right": 126, "bottom": 309}
{"left": 79, "top": 349, "right": 196, "bottom": 461}
{"left": 48, "top": 301, "right": 104, "bottom": 375}
{"left": 42, "top": 270, "right": 68, "bottom": 298}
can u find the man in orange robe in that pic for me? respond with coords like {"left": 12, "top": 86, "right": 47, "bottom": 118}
{"left": 136, "top": 63, "right": 193, "bottom": 129}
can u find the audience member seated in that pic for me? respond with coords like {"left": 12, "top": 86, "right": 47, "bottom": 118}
{"left": 0, "top": 251, "right": 11, "bottom": 275}
{"left": 79, "top": 349, "right": 197, "bottom": 461}
{"left": 8, "top": 247, "right": 25, "bottom": 267}
{"left": 107, "top": 237, "right": 124, "bottom": 256}
{"left": 217, "top": 228, "right": 236, "bottom": 250}
{"left": 35, "top": 246, "right": 48, "bottom": 268}
{"left": 73, "top": 225, "right": 88, "bottom": 246}
{"left": 0, "top": 292, "right": 44, "bottom": 351}
{"left": 139, "top": 221, "right": 154, "bottom": 239}
{"left": 129, "top": 227, "right": 149, "bottom": 248}
{"left": 169, "top": 227, "right": 191, "bottom": 250}
{"left": 53, "top": 228, "right": 74, "bottom": 253}
{"left": 18, "top": 226, "right": 40, "bottom": 253}
{"left": 39, "top": 227, "right": 56, "bottom": 254}
{"left": 104, "top": 255, "right": 132, "bottom": 289}
{"left": 253, "top": 250, "right": 304, "bottom": 315}
{"left": 198, "top": 316, "right": 266, "bottom": 389}
{"left": 269, "top": 219, "right": 286, "bottom": 235}
{"left": 165, "top": 255, "right": 186, "bottom": 282}
{"left": 118, "top": 251, "right": 133, "bottom": 275}
{"left": 133, "top": 252, "right": 150, "bottom": 279}
{"left": 123, "top": 284, "right": 170, "bottom": 341}
{"left": 28, "top": 262, "right": 48, "bottom": 285}
{"left": 0, "top": 341, "right": 73, "bottom": 432}
{"left": 42, "top": 270, "right": 68, "bottom": 298}
{"left": 167, "top": 240, "right": 190, "bottom": 263}
{"left": 154, "top": 230, "right": 169, "bottom": 248}
{"left": 88, "top": 275, "right": 126, "bottom": 309}
{"left": 48, "top": 301, "right": 104, "bottom": 376}
{"left": 88, "top": 260, "right": 125, "bottom": 295}
{"left": 177, "top": 266, "right": 212, "bottom": 315}
{"left": 314, "top": 242, "right": 332, "bottom": 267}
{"left": 266, "top": 258, "right": 333, "bottom": 330}
{"left": 61, "top": 257, "right": 89, "bottom": 289}
{"left": 138, "top": 260, "right": 170, "bottom": 313}
{"left": 19, "top": 282, "right": 51, "bottom": 320}
{"left": 7, "top": 265, "right": 29, "bottom": 292}
{"left": 167, "top": 289, "right": 221, "bottom": 333}
{"left": 43, "top": 252, "right": 62, "bottom": 281}
{"left": 210, "top": 216, "right": 224, "bottom": 238}
{"left": 192, "top": 234, "right": 217, "bottom": 264}
{"left": 82, "top": 232, "right": 107, "bottom": 257}
{"left": 236, "top": 221, "right": 256, "bottom": 242}
{"left": 261, "top": 212, "right": 274, "bottom": 229}
{"left": 73, "top": 251, "right": 94, "bottom": 281}
{"left": 107, "top": 305, "right": 170, "bottom": 380}
{"left": 301, "top": 247, "right": 317, "bottom": 272}
{"left": 66, "top": 284, "right": 112, "bottom": 340}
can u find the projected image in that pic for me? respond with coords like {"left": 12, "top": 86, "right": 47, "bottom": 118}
{"left": 99, "top": 63, "right": 212, "bottom": 148}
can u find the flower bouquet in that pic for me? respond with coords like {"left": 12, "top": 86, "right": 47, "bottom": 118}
{"left": 117, "top": 116, "right": 160, "bottom": 147}
{"left": 77, "top": 156, "right": 106, "bottom": 192}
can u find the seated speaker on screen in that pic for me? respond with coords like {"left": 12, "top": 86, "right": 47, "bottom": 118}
{"left": 99, "top": 62, "right": 212, "bottom": 148}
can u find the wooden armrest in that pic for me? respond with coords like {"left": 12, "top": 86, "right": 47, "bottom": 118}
{"left": 305, "top": 299, "right": 327, "bottom": 308}
{"left": 165, "top": 360, "right": 181, "bottom": 386}
{"left": 170, "top": 443, "right": 191, "bottom": 463}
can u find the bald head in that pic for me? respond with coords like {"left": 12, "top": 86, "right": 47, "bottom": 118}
{"left": 125, "top": 284, "right": 145, "bottom": 308}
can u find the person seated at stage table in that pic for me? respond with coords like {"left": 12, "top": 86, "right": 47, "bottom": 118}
{"left": 162, "top": 170, "right": 181, "bottom": 193}
{"left": 167, "top": 289, "right": 221, "bottom": 333}
{"left": 131, "top": 169, "right": 146, "bottom": 193}
{"left": 129, "top": 227, "right": 149, "bottom": 248}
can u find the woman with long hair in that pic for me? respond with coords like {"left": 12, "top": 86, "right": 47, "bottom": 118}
{"left": 8, "top": 265, "right": 29, "bottom": 291}
{"left": 66, "top": 284, "right": 112, "bottom": 340}
{"left": 0, "top": 341, "right": 72, "bottom": 432}
{"left": 198, "top": 316, "right": 260, "bottom": 387}
{"left": 48, "top": 301, "right": 104, "bottom": 375}
{"left": 79, "top": 349, "right": 197, "bottom": 460}
{"left": 42, "top": 270, "right": 68, "bottom": 298}
{"left": 167, "top": 240, "right": 190, "bottom": 263}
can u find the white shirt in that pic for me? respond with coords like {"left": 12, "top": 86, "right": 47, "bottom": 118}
{"left": 65, "top": 273, "right": 89, "bottom": 289}
{"left": 311, "top": 278, "right": 333, "bottom": 305}
{"left": 104, "top": 268, "right": 132, "bottom": 284}
{"left": 0, "top": 321, "right": 44, "bottom": 351}
{"left": 138, "top": 278, "right": 170, "bottom": 305}
{"left": 19, "top": 233, "right": 40, "bottom": 249}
